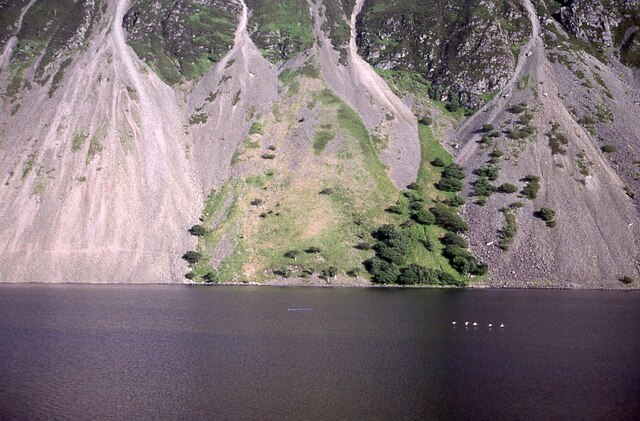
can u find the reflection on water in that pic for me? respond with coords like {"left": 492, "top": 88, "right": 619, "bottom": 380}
{"left": 0, "top": 285, "right": 639, "bottom": 419}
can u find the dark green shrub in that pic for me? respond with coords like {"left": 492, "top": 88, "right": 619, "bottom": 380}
{"left": 364, "top": 257, "right": 400, "bottom": 284}
{"left": 182, "top": 250, "right": 203, "bottom": 265}
{"left": 274, "top": 267, "right": 292, "bottom": 278}
{"left": 438, "top": 271, "right": 464, "bottom": 286}
{"left": 250, "top": 198, "right": 264, "bottom": 206}
{"left": 319, "top": 187, "right": 334, "bottom": 195}
{"left": 284, "top": 250, "right": 299, "bottom": 260}
{"left": 406, "top": 182, "right": 419, "bottom": 190}
{"left": 490, "top": 148, "right": 504, "bottom": 158}
{"left": 436, "top": 177, "right": 463, "bottom": 192}
{"left": 305, "top": 246, "right": 322, "bottom": 254}
{"left": 409, "top": 201, "right": 424, "bottom": 211}
{"left": 444, "top": 195, "right": 465, "bottom": 207}
{"left": 402, "top": 190, "right": 424, "bottom": 202}
{"left": 443, "top": 245, "right": 488, "bottom": 275}
{"left": 397, "top": 264, "right": 439, "bottom": 285}
{"left": 431, "top": 157, "right": 446, "bottom": 167}
{"left": 373, "top": 224, "right": 402, "bottom": 241}
{"left": 625, "top": 186, "right": 636, "bottom": 199}
{"left": 354, "top": 242, "right": 372, "bottom": 250}
{"left": 521, "top": 176, "right": 541, "bottom": 200}
{"left": 189, "top": 224, "right": 207, "bottom": 236}
{"left": 475, "top": 165, "right": 500, "bottom": 181}
{"left": 498, "top": 183, "right": 518, "bottom": 193}
{"left": 499, "top": 208, "right": 518, "bottom": 251}
{"left": 430, "top": 205, "right": 469, "bottom": 232}
{"left": 535, "top": 207, "right": 556, "bottom": 227}
{"left": 419, "top": 116, "right": 433, "bottom": 126}
{"left": 411, "top": 208, "right": 435, "bottom": 225}
{"left": 346, "top": 267, "right": 361, "bottom": 277}
{"left": 482, "top": 124, "right": 494, "bottom": 132}
{"left": 203, "top": 270, "right": 219, "bottom": 283}
{"left": 373, "top": 242, "right": 408, "bottom": 265}
{"left": 520, "top": 112, "right": 534, "bottom": 125}
{"left": 422, "top": 235, "right": 434, "bottom": 252}
{"left": 261, "top": 153, "right": 276, "bottom": 159}
{"left": 386, "top": 204, "right": 405, "bottom": 214}
{"left": 442, "top": 164, "right": 465, "bottom": 180}
{"left": 620, "top": 276, "right": 634, "bottom": 285}
{"left": 474, "top": 176, "right": 496, "bottom": 197}
{"left": 321, "top": 266, "right": 338, "bottom": 279}
{"left": 601, "top": 144, "right": 616, "bottom": 153}
{"left": 441, "top": 232, "right": 468, "bottom": 248}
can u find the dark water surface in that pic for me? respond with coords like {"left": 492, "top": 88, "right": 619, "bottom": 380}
{"left": 0, "top": 285, "right": 639, "bottom": 420}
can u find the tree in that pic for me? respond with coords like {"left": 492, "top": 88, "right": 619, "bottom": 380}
{"left": 535, "top": 207, "right": 556, "bottom": 227}
{"left": 182, "top": 251, "right": 203, "bottom": 265}
{"left": 188, "top": 224, "right": 207, "bottom": 236}
{"left": 364, "top": 257, "right": 400, "bottom": 284}
{"left": 431, "top": 157, "right": 446, "bottom": 167}
{"left": 444, "top": 195, "right": 465, "bottom": 207}
{"left": 441, "top": 232, "right": 468, "bottom": 248}
{"left": 412, "top": 208, "right": 435, "bottom": 225}
{"left": 498, "top": 183, "right": 518, "bottom": 194}
{"left": 203, "top": 270, "right": 219, "bottom": 283}
{"left": 373, "top": 242, "right": 409, "bottom": 266}
{"left": 321, "top": 266, "right": 338, "bottom": 280}
{"left": 397, "top": 264, "right": 439, "bottom": 285}
{"left": 474, "top": 176, "right": 496, "bottom": 197}
{"left": 435, "top": 177, "right": 463, "bottom": 192}
{"left": 441, "top": 164, "right": 465, "bottom": 180}
{"left": 373, "top": 224, "right": 401, "bottom": 241}
{"left": 601, "top": 144, "right": 616, "bottom": 153}
{"left": 431, "top": 205, "right": 469, "bottom": 232}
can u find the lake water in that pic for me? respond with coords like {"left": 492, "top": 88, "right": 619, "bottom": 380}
{"left": 0, "top": 285, "right": 638, "bottom": 419}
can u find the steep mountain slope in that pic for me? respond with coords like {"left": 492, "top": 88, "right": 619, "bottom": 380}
{"left": 0, "top": 0, "right": 638, "bottom": 287}
{"left": 355, "top": 0, "right": 640, "bottom": 287}
{"left": 0, "top": 0, "right": 201, "bottom": 282}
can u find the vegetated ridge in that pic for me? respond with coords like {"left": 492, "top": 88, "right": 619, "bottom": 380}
{"left": 0, "top": 0, "right": 638, "bottom": 288}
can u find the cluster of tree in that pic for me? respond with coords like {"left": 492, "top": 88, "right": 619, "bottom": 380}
{"left": 440, "top": 231, "right": 488, "bottom": 276}
{"left": 520, "top": 175, "right": 540, "bottom": 200}
{"left": 435, "top": 163, "right": 465, "bottom": 192}
{"left": 364, "top": 224, "right": 461, "bottom": 286}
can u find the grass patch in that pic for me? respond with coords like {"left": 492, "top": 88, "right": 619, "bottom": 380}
{"left": 313, "top": 130, "right": 335, "bottom": 154}
{"left": 72, "top": 132, "right": 87, "bottom": 152}
{"left": 249, "top": 122, "right": 264, "bottom": 135}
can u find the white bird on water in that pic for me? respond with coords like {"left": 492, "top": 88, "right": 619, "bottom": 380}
{"left": 472, "top": 322, "right": 478, "bottom": 327}
{"left": 500, "top": 323, "right": 505, "bottom": 328}
{"left": 488, "top": 323, "right": 493, "bottom": 328}
{"left": 464, "top": 321, "right": 469, "bottom": 326}
{"left": 451, "top": 321, "right": 457, "bottom": 325}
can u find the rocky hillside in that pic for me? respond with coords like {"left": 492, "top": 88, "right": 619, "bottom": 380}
{"left": 0, "top": 0, "right": 638, "bottom": 287}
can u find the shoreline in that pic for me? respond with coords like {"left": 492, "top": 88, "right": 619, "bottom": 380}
{"left": 0, "top": 280, "right": 638, "bottom": 291}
